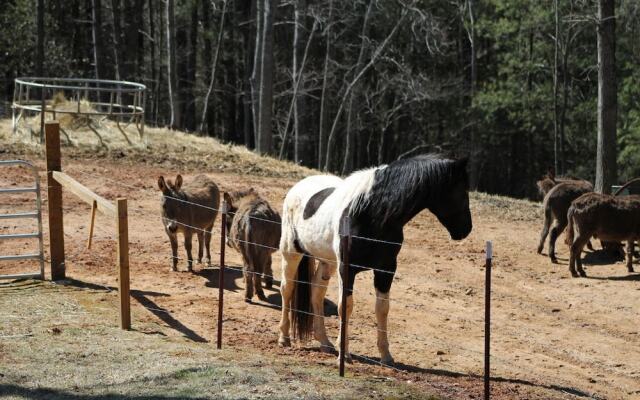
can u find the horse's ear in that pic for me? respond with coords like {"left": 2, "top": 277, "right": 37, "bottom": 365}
{"left": 175, "top": 174, "right": 183, "bottom": 190}
{"left": 223, "top": 192, "right": 233, "bottom": 207}
{"left": 158, "top": 176, "right": 167, "bottom": 191}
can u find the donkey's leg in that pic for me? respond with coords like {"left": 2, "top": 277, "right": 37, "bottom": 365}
{"left": 184, "top": 231, "right": 194, "bottom": 272}
{"left": 254, "top": 268, "right": 267, "bottom": 301}
{"left": 197, "top": 231, "right": 204, "bottom": 264}
{"left": 263, "top": 256, "right": 274, "bottom": 289}
{"left": 626, "top": 240, "right": 635, "bottom": 273}
{"left": 168, "top": 231, "right": 179, "bottom": 272}
{"left": 571, "top": 234, "right": 590, "bottom": 277}
{"left": 375, "top": 289, "right": 394, "bottom": 365}
{"left": 204, "top": 226, "right": 213, "bottom": 266}
{"left": 548, "top": 216, "right": 567, "bottom": 263}
{"left": 312, "top": 261, "right": 336, "bottom": 353}
{"left": 244, "top": 261, "right": 254, "bottom": 302}
{"left": 537, "top": 207, "right": 553, "bottom": 254}
{"left": 279, "top": 252, "right": 302, "bottom": 347}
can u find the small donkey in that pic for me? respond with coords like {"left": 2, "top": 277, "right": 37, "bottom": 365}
{"left": 158, "top": 174, "right": 220, "bottom": 272}
{"left": 224, "top": 189, "right": 281, "bottom": 302}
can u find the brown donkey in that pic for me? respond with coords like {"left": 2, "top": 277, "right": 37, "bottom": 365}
{"left": 537, "top": 179, "right": 594, "bottom": 262}
{"left": 158, "top": 174, "right": 220, "bottom": 272}
{"left": 535, "top": 169, "right": 582, "bottom": 198}
{"left": 566, "top": 193, "right": 640, "bottom": 277}
{"left": 224, "top": 189, "right": 281, "bottom": 302}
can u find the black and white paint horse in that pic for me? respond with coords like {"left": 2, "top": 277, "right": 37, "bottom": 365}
{"left": 278, "top": 154, "right": 472, "bottom": 364}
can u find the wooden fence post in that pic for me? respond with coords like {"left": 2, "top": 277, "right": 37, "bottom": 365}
{"left": 339, "top": 215, "right": 351, "bottom": 377}
{"left": 116, "top": 198, "right": 131, "bottom": 330}
{"left": 45, "top": 121, "right": 65, "bottom": 280}
{"left": 86, "top": 200, "right": 97, "bottom": 249}
{"left": 218, "top": 200, "right": 228, "bottom": 349}
{"left": 484, "top": 241, "right": 493, "bottom": 400}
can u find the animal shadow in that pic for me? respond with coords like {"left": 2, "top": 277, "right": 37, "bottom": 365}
{"left": 262, "top": 292, "right": 338, "bottom": 317}
{"left": 195, "top": 265, "right": 243, "bottom": 292}
{"left": 581, "top": 249, "right": 625, "bottom": 266}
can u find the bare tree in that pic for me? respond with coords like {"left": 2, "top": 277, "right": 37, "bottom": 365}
{"left": 253, "top": 0, "right": 276, "bottom": 154}
{"left": 91, "top": 0, "right": 106, "bottom": 80}
{"left": 200, "top": 0, "right": 229, "bottom": 133}
{"left": 36, "top": 0, "right": 44, "bottom": 77}
{"left": 324, "top": 3, "right": 410, "bottom": 171}
{"left": 318, "top": 0, "right": 334, "bottom": 169}
{"left": 166, "top": 0, "right": 178, "bottom": 128}
{"left": 595, "top": 0, "right": 617, "bottom": 194}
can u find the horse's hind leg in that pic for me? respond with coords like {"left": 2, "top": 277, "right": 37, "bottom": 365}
{"left": 197, "top": 231, "right": 204, "bottom": 264}
{"left": 279, "top": 252, "right": 302, "bottom": 347}
{"left": 626, "top": 240, "right": 634, "bottom": 273}
{"left": 312, "top": 261, "right": 336, "bottom": 353}
{"left": 374, "top": 270, "right": 394, "bottom": 365}
{"left": 548, "top": 215, "right": 567, "bottom": 263}
{"left": 537, "top": 207, "right": 553, "bottom": 254}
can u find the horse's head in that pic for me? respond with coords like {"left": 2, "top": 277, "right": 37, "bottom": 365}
{"left": 158, "top": 174, "right": 184, "bottom": 233}
{"left": 428, "top": 158, "right": 472, "bottom": 241}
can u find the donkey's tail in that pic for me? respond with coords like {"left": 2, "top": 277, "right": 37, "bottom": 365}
{"left": 291, "top": 253, "right": 314, "bottom": 341}
{"left": 565, "top": 205, "right": 576, "bottom": 246}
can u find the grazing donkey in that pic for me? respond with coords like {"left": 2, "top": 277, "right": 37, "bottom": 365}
{"left": 224, "top": 189, "right": 281, "bottom": 302}
{"left": 158, "top": 174, "right": 220, "bottom": 272}
{"left": 537, "top": 179, "right": 594, "bottom": 262}
{"left": 566, "top": 192, "right": 640, "bottom": 277}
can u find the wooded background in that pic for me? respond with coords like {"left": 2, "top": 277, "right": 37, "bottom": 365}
{"left": 1, "top": 0, "right": 638, "bottom": 199}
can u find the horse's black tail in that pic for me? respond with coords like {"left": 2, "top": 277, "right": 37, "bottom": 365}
{"left": 291, "top": 254, "right": 313, "bottom": 341}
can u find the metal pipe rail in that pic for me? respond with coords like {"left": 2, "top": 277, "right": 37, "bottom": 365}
{"left": 0, "top": 160, "right": 45, "bottom": 280}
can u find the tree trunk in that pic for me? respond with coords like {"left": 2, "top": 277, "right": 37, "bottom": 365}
{"left": 467, "top": 0, "right": 479, "bottom": 189}
{"left": 166, "top": 0, "right": 177, "bottom": 128}
{"left": 36, "top": 0, "right": 44, "bottom": 77}
{"left": 200, "top": 0, "right": 228, "bottom": 133}
{"left": 110, "top": 0, "right": 122, "bottom": 81}
{"left": 595, "top": 0, "right": 617, "bottom": 194}
{"left": 91, "top": 0, "right": 106, "bottom": 81}
{"left": 256, "top": 0, "right": 275, "bottom": 154}
{"left": 342, "top": 0, "right": 373, "bottom": 174}
{"left": 242, "top": 0, "right": 256, "bottom": 148}
{"left": 318, "top": 0, "right": 333, "bottom": 170}
{"left": 293, "top": 0, "right": 310, "bottom": 165}
{"left": 251, "top": 0, "right": 264, "bottom": 144}
{"left": 553, "top": 0, "right": 560, "bottom": 175}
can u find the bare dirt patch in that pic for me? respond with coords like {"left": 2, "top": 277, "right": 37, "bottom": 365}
{"left": 2, "top": 124, "right": 640, "bottom": 399}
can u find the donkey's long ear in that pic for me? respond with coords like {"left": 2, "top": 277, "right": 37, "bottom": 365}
{"left": 158, "top": 176, "right": 167, "bottom": 191}
{"left": 175, "top": 174, "right": 183, "bottom": 190}
{"left": 223, "top": 192, "right": 233, "bottom": 208}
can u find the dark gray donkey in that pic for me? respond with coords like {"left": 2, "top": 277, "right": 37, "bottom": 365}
{"left": 537, "top": 179, "right": 594, "bottom": 262}
{"left": 224, "top": 189, "right": 281, "bottom": 302}
{"left": 158, "top": 174, "right": 220, "bottom": 272}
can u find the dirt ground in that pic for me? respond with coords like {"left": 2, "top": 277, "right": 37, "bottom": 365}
{"left": 1, "top": 126, "right": 640, "bottom": 400}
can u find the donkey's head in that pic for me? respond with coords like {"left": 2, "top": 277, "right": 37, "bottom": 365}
{"left": 427, "top": 158, "right": 472, "bottom": 241}
{"left": 158, "top": 175, "right": 184, "bottom": 234}
{"left": 223, "top": 188, "right": 258, "bottom": 246}
{"left": 536, "top": 169, "right": 558, "bottom": 198}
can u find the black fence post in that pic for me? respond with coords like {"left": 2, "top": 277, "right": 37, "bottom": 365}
{"left": 484, "top": 240, "right": 493, "bottom": 400}
{"left": 217, "top": 200, "right": 228, "bottom": 349}
{"left": 339, "top": 215, "right": 351, "bottom": 377}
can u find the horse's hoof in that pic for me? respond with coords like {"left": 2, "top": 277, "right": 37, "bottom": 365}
{"left": 578, "top": 270, "right": 587, "bottom": 277}
{"left": 336, "top": 353, "right": 353, "bottom": 364}
{"left": 257, "top": 293, "right": 268, "bottom": 302}
{"left": 536, "top": 247, "right": 543, "bottom": 254}
{"left": 570, "top": 270, "right": 579, "bottom": 278}
{"left": 319, "top": 343, "right": 336, "bottom": 354}
{"left": 244, "top": 298, "right": 252, "bottom": 304}
{"left": 204, "top": 258, "right": 211, "bottom": 267}
{"left": 380, "top": 356, "right": 395, "bottom": 366}
{"left": 550, "top": 257, "right": 558, "bottom": 264}
{"left": 278, "top": 336, "right": 291, "bottom": 347}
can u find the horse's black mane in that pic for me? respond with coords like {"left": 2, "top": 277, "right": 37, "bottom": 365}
{"left": 349, "top": 154, "right": 466, "bottom": 228}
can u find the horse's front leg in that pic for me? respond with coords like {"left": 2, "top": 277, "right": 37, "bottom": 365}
{"left": 336, "top": 273, "right": 354, "bottom": 364}
{"left": 278, "top": 252, "right": 302, "bottom": 347}
{"left": 375, "top": 289, "right": 393, "bottom": 365}
{"left": 312, "top": 261, "right": 336, "bottom": 353}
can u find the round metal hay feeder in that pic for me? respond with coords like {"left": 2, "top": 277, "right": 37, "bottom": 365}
{"left": 11, "top": 77, "right": 146, "bottom": 145}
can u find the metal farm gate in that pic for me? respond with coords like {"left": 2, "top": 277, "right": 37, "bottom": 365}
{"left": 0, "top": 160, "right": 45, "bottom": 279}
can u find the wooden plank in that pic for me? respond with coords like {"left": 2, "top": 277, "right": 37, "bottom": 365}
{"left": 45, "top": 121, "right": 65, "bottom": 280}
{"left": 116, "top": 198, "right": 131, "bottom": 330}
{"left": 52, "top": 171, "right": 116, "bottom": 217}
